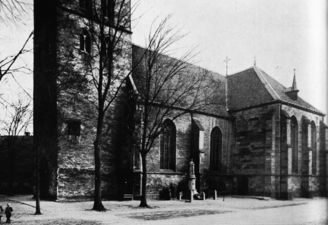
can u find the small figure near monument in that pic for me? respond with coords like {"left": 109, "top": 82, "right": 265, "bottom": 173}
{"left": 5, "top": 204, "right": 13, "bottom": 224}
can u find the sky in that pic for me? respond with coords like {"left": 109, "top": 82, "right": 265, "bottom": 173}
{"left": 0, "top": 0, "right": 33, "bottom": 134}
{"left": 131, "top": 0, "right": 328, "bottom": 121}
{"left": 0, "top": 0, "right": 327, "bottom": 134}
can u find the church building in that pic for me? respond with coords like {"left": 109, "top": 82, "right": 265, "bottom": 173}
{"left": 33, "top": 0, "right": 328, "bottom": 201}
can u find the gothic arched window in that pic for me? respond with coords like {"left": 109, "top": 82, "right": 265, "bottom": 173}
{"left": 210, "top": 127, "right": 222, "bottom": 172}
{"left": 160, "top": 119, "right": 176, "bottom": 170}
{"left": 80, "top": 29, "right": 91, "bottom": 54}
{"left": 291, "top": 116, "right": 298, "bottom": 173}
{"left": 311, "top": 122, "right": 317, "bottom": 175}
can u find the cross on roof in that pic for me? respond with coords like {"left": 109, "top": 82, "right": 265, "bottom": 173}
{"left": 223, "top": 56, "right": 231, "bottom": 76}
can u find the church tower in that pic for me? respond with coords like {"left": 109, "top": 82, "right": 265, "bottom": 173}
{"left": 34, "top": 0, "right": 132, "bottom": 200}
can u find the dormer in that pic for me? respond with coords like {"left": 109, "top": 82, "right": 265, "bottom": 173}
{"left": 285, "top": 70, "right": 299, "bottom": 101}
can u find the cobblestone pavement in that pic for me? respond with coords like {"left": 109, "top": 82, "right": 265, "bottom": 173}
{"left": 0, "top": 195, "right": 327, "bottom": 224}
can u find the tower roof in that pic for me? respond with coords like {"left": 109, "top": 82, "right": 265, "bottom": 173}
{"left": 291, "top": 70, "right": 298, "bottom": 91}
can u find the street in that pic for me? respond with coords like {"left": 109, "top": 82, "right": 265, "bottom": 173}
{"left": 0, "top": 195, "right": 327, "bottom": 224}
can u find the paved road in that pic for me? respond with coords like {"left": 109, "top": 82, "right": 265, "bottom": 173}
{"left": 0, "top": 195, "right": 327, "bottom": 224}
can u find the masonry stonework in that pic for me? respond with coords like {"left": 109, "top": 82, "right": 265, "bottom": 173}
{"left": 34, "top": 1, "right": 328, "bottom": 201}
{"left": 34, "top": 0, "right": 132, "bottom": 200}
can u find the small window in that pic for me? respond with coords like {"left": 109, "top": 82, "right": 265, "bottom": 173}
{"left": 80, "top": 29, "right": 91, "bottom": 54}
{"left": 67, "top": 120, "right": 81, "bottom": 136}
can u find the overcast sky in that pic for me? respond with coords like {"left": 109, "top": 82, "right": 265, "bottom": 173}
{"left": 131, "top": 0, "right": 328, "bottom": 120}
{"left": 0, "top": 0, "right": 327, "bottom": 134}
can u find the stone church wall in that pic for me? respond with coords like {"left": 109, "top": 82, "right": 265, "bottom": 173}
{"left": 228, "top": 103, "right": 327, "bottom": 198}
{"left": 56, "top": 69, "right": 132, "bottom": 200}
{"left": 145, "top": 113, "right": 192, "bottom": 199}
{"left": 34, "top": 0, "right": 60, "bottom": 200}
{"left": 34, "top": 0, "right": 132, "bottom": 200}
{"left": 145, "top": 112, "right": 234, "bottom": 199}
{"left": 230, "top": 104, "right": 279, "bottom": 197}
{"left": 282, "top": 105, "right": 326, "bottom": 197}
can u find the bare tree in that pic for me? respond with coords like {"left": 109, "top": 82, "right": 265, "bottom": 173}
{"left": 0, "top": 98, "right": 32, "bottom": 196}
{"left": 0, "top": 31, "right": 33, "bottom": 83}
{"left": 84, "top": 0, "right": 133, "bottom": 211}
{"left": 1, "top": 0, "right": 37, "bottom": 216}
{"left": 53, "top": 0, "right": 138, "bottom": 211}
{"left": 132, "top": 17, "right": 219, "bottom": 207}
{"left": 0, "top": 0, "right": 31, "bottom": 26}
{"left": 0, "top": 98, "right": 32, "bottom": 138}
{"left": 0, "top": 29, "right": 34, "bottom": 211}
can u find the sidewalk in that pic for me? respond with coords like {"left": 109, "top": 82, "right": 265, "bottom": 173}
{"left": 0, "top": 195, "right": 327, "bottom": 224}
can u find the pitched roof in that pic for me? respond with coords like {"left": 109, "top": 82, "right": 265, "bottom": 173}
{"left": 132, "top": 44, "right": 231, "bottom": 118}
{"left": 227, "top": 67, "right": 274, "bottom": 110}
{"left": 228, "top": 66, "right": 324, "bottom": 115}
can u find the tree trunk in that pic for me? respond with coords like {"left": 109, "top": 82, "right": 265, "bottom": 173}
{"left": 35, "top": 145, "right": 41, "bottom": 215}
{"left": 92, "top": 137, "right": 106, "bottom": 211}
{"left": 139, "top": 153, "right": 149, "bottom": 207}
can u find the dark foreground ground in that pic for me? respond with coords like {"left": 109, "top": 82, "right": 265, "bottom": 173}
{"left": 0, "top": 195, "right": 327, "bottom": 224}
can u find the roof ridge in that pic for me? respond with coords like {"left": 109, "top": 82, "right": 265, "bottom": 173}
{"left": 253, "top": 66, "right": 281, "bottom": 101}
{"left": 259, "top": 68, "right": 288, "bottom": 89}
{"left": 255, "top": 67, "right": 324, "bottom": 115}
{"left": 132, "top": 44, "right": 225, "bottom": 78}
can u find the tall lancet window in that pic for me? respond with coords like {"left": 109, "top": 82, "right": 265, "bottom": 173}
{"left": 160, "top": 119, "right": 176, "bottom": 171}
{"left": 210, "top": 127, "right": 222, "bottom": 172}
{"left": 311, "top": 122, "right": 317, "bottom": 175}
{"left": 80, "top": 29, "right": 91, "bottom": 54}
{"left": 291, "top": 116, "right": 298, "bottom": 173}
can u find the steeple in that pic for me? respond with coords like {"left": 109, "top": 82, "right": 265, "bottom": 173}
{"left": 285, "top": 69, "right": 299, "bottom": 101}
{"left": 291, "top": 69, "right": 297, "bottom": 90}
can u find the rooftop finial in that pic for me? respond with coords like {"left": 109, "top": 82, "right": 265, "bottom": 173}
{"left": 223, "top": 56, "right": 231, "bottom": 76}
{"left": 254, "top": 56, "right": 256, "bottom": 66}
